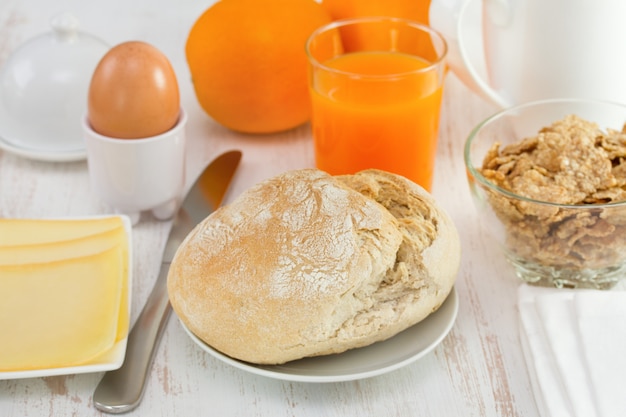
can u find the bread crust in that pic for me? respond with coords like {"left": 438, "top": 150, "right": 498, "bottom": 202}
{"left": 167, "top": 169, "right": 460, "bottom": 364}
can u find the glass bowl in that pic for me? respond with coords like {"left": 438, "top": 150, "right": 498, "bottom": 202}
{"left": 464, "top": 98, "right": 626, "bottom": 289}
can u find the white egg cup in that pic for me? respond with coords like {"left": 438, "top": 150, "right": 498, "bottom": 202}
{"left": 83, "top": 109, "right": 187, "bottom": 225}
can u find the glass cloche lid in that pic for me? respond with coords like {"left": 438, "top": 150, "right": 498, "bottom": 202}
{"left": 0, "top": 13, "right": 109, "bottom": 161}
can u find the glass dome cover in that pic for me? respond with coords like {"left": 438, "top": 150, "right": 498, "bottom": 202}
{"left": 0, "top": 13, "right": 109, "bottom": 161}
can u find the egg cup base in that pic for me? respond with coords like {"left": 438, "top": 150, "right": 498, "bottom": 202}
{"left": 151, "top": 198, "right": 178, "bottom": 221}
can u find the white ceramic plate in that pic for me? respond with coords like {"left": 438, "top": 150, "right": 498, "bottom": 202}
{"left": 0, "top": 338, "right": 128, "bottom": 380}
{"left": 182, "top": 287, "right": 458, "bottom": 383}
{"left": 0, "top": 97, "right": 87, "bottom": 162}
{"left": 0, "top": 135, "right": 86, "bottom": 162}
{"left": 0, "top": 215, "right": 132, "bottom": 380}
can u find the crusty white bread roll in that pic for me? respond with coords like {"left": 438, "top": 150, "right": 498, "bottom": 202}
{"left": 167, "top": 169, "right": 460, "bottom": 365}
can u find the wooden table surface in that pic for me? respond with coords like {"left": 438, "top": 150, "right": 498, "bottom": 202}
{"left": 0, "top": 0, "right": 539, "bottom": 415}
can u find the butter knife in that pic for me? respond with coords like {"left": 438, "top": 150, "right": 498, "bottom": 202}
{"left": 93, "top": 150, "right": 242, "bottom": 414}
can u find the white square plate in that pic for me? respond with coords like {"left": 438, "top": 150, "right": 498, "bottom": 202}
{"left": 0, "top": 215, "right": 133, "bottom": 380}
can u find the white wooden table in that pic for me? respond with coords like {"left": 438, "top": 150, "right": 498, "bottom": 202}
{"left": 0, "top": 1, "right": 539, "bottom": 415}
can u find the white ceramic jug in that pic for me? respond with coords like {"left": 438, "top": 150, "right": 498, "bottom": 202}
{"left": 430, "top": 0, "right": 626, "bottom": 108}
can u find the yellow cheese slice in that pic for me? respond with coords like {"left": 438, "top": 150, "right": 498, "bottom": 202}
{"left": 0, "top": 245, "right": 126, "bottom": 372}
{"left": 111, "top": 232, "right": 130, "bottom": 343}
{"left": 0, "top": 225, "right": 125, "bottom": 265}
{"left": 0, "top": 222, "right": 131, "bottom": 343}
{"left": 0, "top": 216, "right": 123, "bottom": 246}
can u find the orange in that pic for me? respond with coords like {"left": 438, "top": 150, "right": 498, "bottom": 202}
{"left": 321, "top": 0, "right": 431, "bottom": 25}
{"left": 185, "top": 0, "right": 332, "bottom": 134}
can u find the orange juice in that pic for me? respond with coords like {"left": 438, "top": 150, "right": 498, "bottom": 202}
{"left": 310, "top": 51, "right": 444, "bottom": 191}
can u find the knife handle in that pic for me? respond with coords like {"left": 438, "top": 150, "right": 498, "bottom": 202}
{"left": 93, "top": 263, "right": 172, "bottom": 414}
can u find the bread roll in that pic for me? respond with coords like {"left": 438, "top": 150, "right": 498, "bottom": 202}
{"left": 167, "top": 169, "right": 460, "bottom": 365}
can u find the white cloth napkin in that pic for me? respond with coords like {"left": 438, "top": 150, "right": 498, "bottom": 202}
{"left": 518, "top": 284, "right": 626, "bottom": 417}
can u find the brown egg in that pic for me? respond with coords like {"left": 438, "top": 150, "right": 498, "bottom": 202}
{"left": 88, "top": 41, "right": 180, "bottom": 139}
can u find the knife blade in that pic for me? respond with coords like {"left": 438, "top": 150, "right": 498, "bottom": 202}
{"left": 93, "top": 150, "right": 242, "bottom": 414}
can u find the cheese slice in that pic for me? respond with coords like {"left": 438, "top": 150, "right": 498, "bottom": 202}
{"left": 0, "top": 225, "right": 126, "bottom": 265}
{"left": 0, "top": 246, "right": 126, "bottom": 372}
{"left": 0, "top": 216, "right": 123, "bottom": 246}
{"left": 0, "top": 221, "right": 131, "bottom": 343}
{"left": 110, "top": 231, "right": 130, "bottom": 343}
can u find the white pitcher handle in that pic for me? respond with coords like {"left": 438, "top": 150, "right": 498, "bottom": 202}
{"left": 430, "top": 0, "right": 510, "bottom": 107}
{"left": 456, "top": 0, "right": 509, "bottom": 108}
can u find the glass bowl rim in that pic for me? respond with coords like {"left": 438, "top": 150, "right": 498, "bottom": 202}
{"left": 464, "top": 97, "right": 626, "bottom": 210}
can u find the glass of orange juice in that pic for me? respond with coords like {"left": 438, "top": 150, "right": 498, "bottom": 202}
{"left": 306, "top": 17, "right": 448, "bottom": 191}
